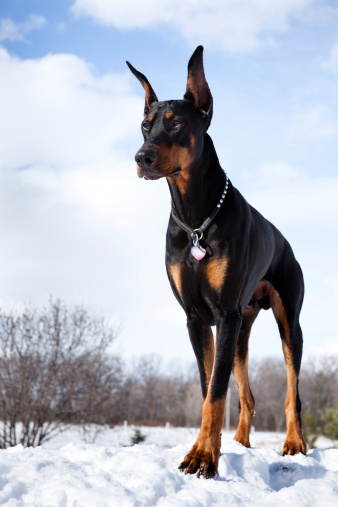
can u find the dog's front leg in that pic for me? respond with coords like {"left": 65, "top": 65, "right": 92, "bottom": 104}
{"left": 180, "top": 309, "right": 242, "bottom": 478}
{"left": 187, "top": 317, "right": 215, "bottom": 400}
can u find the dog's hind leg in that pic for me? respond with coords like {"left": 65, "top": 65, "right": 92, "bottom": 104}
{"left": 233, "top": 303, "right": 260, "bottom": 448}
{"left": 265, "top": 259, "right": 307, "bottom": 455}
{"left": 280, "top": 320, "right": 307, "bottom": 455}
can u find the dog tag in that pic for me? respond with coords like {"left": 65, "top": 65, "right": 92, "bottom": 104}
{"left": 191, "top": 245, "right": 206, "bottom": 260}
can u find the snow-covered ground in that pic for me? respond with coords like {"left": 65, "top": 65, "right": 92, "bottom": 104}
{"left": 1, "top": 425, "right": 338, "bottom": 506}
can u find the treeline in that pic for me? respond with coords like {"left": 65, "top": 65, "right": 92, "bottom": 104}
{"left": 0, "top": 300, "right": 337, "bottom": 448}
{"left": 118, "top": 355, "right": 338, "bottom": 438}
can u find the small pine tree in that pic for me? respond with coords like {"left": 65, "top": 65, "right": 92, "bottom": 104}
{"left": 131, "top": 429, "right": 146, "bottom": 445}
{"left": 303, "top": 408, "right": 319, "bottom": 448}
{"left": 320, "top": 408, "right": 338, "bottom": 441}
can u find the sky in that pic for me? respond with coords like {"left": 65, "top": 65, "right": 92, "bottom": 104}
{"left": 0, "top": 0, "right": 338, "bottom": 366}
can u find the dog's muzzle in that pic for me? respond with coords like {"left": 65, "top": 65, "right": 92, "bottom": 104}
{"left": 135, "top": 148, "right": 160, "bottom": 179}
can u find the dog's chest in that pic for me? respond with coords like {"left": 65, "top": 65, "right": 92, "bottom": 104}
{"left": 167, "top": 254, "right": 229, "bottom": 316}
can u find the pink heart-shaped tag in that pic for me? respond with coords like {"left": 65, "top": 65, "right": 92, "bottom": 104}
{"left": 191, "top": 245, "right": 206, "bottom": 260}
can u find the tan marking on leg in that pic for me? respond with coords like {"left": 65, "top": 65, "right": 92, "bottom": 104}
{"left": 206, "top": 258, "right": 228, "bottom": 292}
{"left": 180, "top": 392, "right": 225, "bottom": 477}
{"left": 240, "top": 280, "right": 306, "bottom": 454}
{"left": 282, "top": 358, "right": 306, "bottom": 455}
{"left": 233, "top": 355, "right": 254, "bottom": 448}
{"left": 202, "top": 327, "right": 215, "bottom": 400}
{"left": 232, "top": 305, "right": 259, "bottom": 448}
{"left": 268, "top": 285, "right": 307, "bottom": 455}
{"left": 168, "top": 264, "right": 182, "bottom": 298}
{"left": 180, "top": 335, "right": 225, "bottom": 477}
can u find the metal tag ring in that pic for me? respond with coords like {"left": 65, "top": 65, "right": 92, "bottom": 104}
{"left": 191, "top": 233, "right": 199, "bottom": 246}
{"left": 193, "top": 229, "right": 203, "bottom": 241}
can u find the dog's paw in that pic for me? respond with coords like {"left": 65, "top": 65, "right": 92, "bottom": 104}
{"left": 179, "top": 455, "right": 217, "bottom": 479}
{"left": 234, "top": 428, "right": 251, "bottom": 448}
{"left": 178, "top": 439, "right": 219, "bottom": 479}
{"left": 282, "top": 434, "right": 307, "bottom": 455}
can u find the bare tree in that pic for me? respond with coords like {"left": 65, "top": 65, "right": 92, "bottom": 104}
{"left": 0, "top": 299, "right": 121, "bottom": 448}
{"left": 249, "top": 358, "right": 287, "bottom": 431}
{"left": 184, "top": 381, "right": 202, "bottom": 427}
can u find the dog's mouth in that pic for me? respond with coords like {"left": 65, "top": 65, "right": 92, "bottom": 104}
{"left": 143, "top": 174, "right": 161, "bottom": 180}
{"left": 137, "top": 166, "right": 182, "bottom": 180}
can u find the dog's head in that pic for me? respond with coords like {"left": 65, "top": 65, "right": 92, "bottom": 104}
{"left": 127, "top": 46, "right": 213, "bottom": 185}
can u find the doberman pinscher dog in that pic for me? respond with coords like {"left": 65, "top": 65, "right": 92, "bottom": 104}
{"left": 127, "top": 46, "right": 307, "bottom": 478}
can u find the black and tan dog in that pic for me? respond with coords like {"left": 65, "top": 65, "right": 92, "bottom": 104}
{"left": 127, "top": 46, "right": 306, "bottom": 478}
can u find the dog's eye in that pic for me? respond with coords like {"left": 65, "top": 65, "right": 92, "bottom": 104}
{"left": 172, "top": 119, "right": 183, "bottom": 129}
{"left": 142, "top": 122, "right": 150, "bottom": 131}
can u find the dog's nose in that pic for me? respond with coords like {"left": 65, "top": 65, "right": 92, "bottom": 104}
{"left": 135, "top": 148, "right": 157, "bottom": 169}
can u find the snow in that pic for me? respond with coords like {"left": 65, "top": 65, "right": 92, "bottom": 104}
{"left": 0, "top": 426, "right": 337, "bottom": 506}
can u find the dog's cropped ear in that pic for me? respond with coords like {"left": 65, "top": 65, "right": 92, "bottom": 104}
{"left": 184, "top": 46, "right": 213, "bottom": 128}
{"left": 126, "top": 61, "right": 158, "bottom": 117}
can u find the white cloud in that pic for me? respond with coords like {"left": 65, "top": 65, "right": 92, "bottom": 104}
{"left": 322, "top": 42, "right": 338, "bottom": 73}
{"left": 242, "top": 161, "right": 338, "bottom": 228}
{"left": 325, "top": 277, "right": 338, "bottom": 302}
{"left": 55, "top": 22, "right": 67, "bottom": 34}
{"left": 71, "top": 0, "right": 313, "bottom": 52}
{"left": 0, "top": 46, "right": 184, "bottom": 360}
{"left": 288, "top": 105, "right": 338, "bottom": 141}
{"left": 0, "top": 14, "right": 46, "bottom": 42}
{"left": 242, "top": 162, "right": 338, "bottom": 361}
{"left": 0, "top": 46, "right": 145, "bottom": 237}
{"left": 0, "top": 47, "right": 141, "bottom": 169}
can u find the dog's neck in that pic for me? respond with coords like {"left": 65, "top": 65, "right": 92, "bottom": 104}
{"left": 167, "top": 134, "right": 226, "bottom": 230}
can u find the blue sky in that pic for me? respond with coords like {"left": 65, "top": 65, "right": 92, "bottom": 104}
{"left": 0, "top": 0, "right": 338, "bottom": 364}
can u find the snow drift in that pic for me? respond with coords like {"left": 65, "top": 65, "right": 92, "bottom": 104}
{"left": 0, "top": 427, "right": 337, "bottom": 506}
